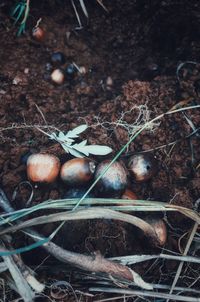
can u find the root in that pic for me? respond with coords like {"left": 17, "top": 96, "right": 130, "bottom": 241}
{"left": 83, "top": 104, "right": 160, "bottom": 139}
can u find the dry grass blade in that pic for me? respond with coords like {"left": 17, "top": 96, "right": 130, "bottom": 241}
{"left": 0, "top": 243, "right": 44, "bottom": 293}
{"left": 0, "top": 262, "right": 7, "bottom": 273}
{"left": 110, "top": 253, "right": 200, "bottom": 265}
{"left": 0, "top": 189, "right": 153, "bottom": 291}
{"left": 169, "top": 98, "right": 194, "bottom": 111}
{"left": 165, "top": 204, "right": 200, "bottom": 223}
{"left": 0, "top": 208, "right": 159, "bottom": 244}
{"left": 71, "top": 0, "right": 82, "bottom": 28}
{"left": 167, "top": 222, "right": 199, "bottom": 302}
{"left": 90, "top": 287, "right": 200, "bottom": 302}
{"left": 79, "top": 0, "right": 88, "bottom": 18}
{"left": 1, "top": 246, "right": 35, "bottom": 302}
{"left": 1, "top": 198, "right": 200, "bottom": 225}
{"left": 96, "top": 0, "right": 109, "bottom": 12}
{"left": 0, "top": 189, "right": 14, "bottom": 213}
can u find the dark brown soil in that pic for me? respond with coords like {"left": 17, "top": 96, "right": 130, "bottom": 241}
{"left": 0, "top": 0, "right": 200, "bottom": 301}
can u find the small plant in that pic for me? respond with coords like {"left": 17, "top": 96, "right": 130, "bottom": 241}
{"left": 11, "top": 0, "right": 108, "bottom": 35}
{"left": 49, "top": 124, "right": 112, "bottom": 157}
{"left": 11, "top": 0, "right": 30, "bottom": 36}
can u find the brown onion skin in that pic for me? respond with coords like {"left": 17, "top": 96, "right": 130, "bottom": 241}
{"left": 118, "top": 189, "right": 138, "bottom": 209}
{"left": 122, "top": 189, "right": 138, "bottom": 200}
{"left": 146, "top": 218, "right": 167, "bottom": 246}
{"left": 32, "top": 27, "right": 45, "bottom": 42}
{"left": 128, "top": 153, "right": 158, "bottom": 182}
{"left": 94, "top": 160, "right": 128, "bottom": 198}
{"left": 27, "top": 153, "right": 60, "bottom": 184}
{"left": 60, "top": 158, "right": 96, "bottom": 186}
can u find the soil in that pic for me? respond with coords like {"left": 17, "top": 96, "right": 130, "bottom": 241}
{"left": 0, "top": 0, "right": 200, "bottom": 301}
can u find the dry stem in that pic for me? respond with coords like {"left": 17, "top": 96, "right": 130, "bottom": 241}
{"left": 0, "top": 207, "right": 159, "bottom": 245}
{"left": 0, "top": 188, "right": 152, "bottom": 289}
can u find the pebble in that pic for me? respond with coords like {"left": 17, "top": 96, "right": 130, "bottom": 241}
{"left": 24, "top": 68, "right": 29, "bottom": 74}
{"left": 106, "top": 76, "right": 113, "bottom": 86}
{"left": 79, "top": 66, "right": 87, "bottom": 75}
{"left": 13, "top": 76, "right": 22, "bottom": 85}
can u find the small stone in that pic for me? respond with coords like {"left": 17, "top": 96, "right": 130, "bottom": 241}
{"left": 79, "top": 66, "right": 87, "bottom": 75}
{"left": 13, "top": 76, "right": 22, "bottom": 85}
{"left": 24, "top": 68, "right": 29, "bottom": 74}
{"left": 106, "top": 76, "right": 113, "bottom": 86}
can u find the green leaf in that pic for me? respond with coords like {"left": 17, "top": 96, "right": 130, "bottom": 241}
{"left": 68, "top": 147, "right": 84, "bottom": 158}
{"left": 58, "top": 132, "right": 66, "bottom": 140}
{"left": 0, "top": 238, "right": 49, "bottom": 256}
{"left": 71, "top": 143, "right": 112, "bottom": 156}
{"left": 11, "top": 4, "right": 21, "bottom": 17}
{"left": 78, "top": 139, "right": 87, "bottom": 147}
{"left": 49, "top": 132, "right": 57, "bottom": 140}
{"left": 66, "top": 124, "right": 88, "bottom": 138}
{"left": 61, "top": 144, "right": 70, "bottom": 153}
{"left": 14, "top": 5, "right": 25, "bottom": 25}
{"left": 81, "top": 145, "right": 113, "bottom": 155}
{"left": 72, "top": 143, "right": 89, "bottom": 156}
{"left": 48, "top": 125, "right": 112, "bottom": 158}
{"left": 17, "top": 23, "right": 26, "bottom": 36}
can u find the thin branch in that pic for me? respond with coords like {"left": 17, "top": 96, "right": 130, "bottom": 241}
{"left": 39, "top": 240, "right": 152, "bottom": 289}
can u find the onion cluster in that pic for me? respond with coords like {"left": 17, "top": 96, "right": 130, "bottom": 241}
{"left": 26, "top": 152, "right": 158, "bottom": 192}
{"left": 26, "top": 152, "right": 166, "bottom": 245}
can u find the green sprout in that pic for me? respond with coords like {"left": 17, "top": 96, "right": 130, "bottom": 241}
{"left": 11, "top": 0, "right": 30, "bottom": 36}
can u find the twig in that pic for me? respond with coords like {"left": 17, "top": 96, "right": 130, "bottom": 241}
{"left": 37, "top": 240, "right": 152, "bottom": 289}
{"left": 0, "top": 123, "right": 60, "bottom": 135}
{"left": 167, "top": 222, "right": 199, "bottom": 301}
